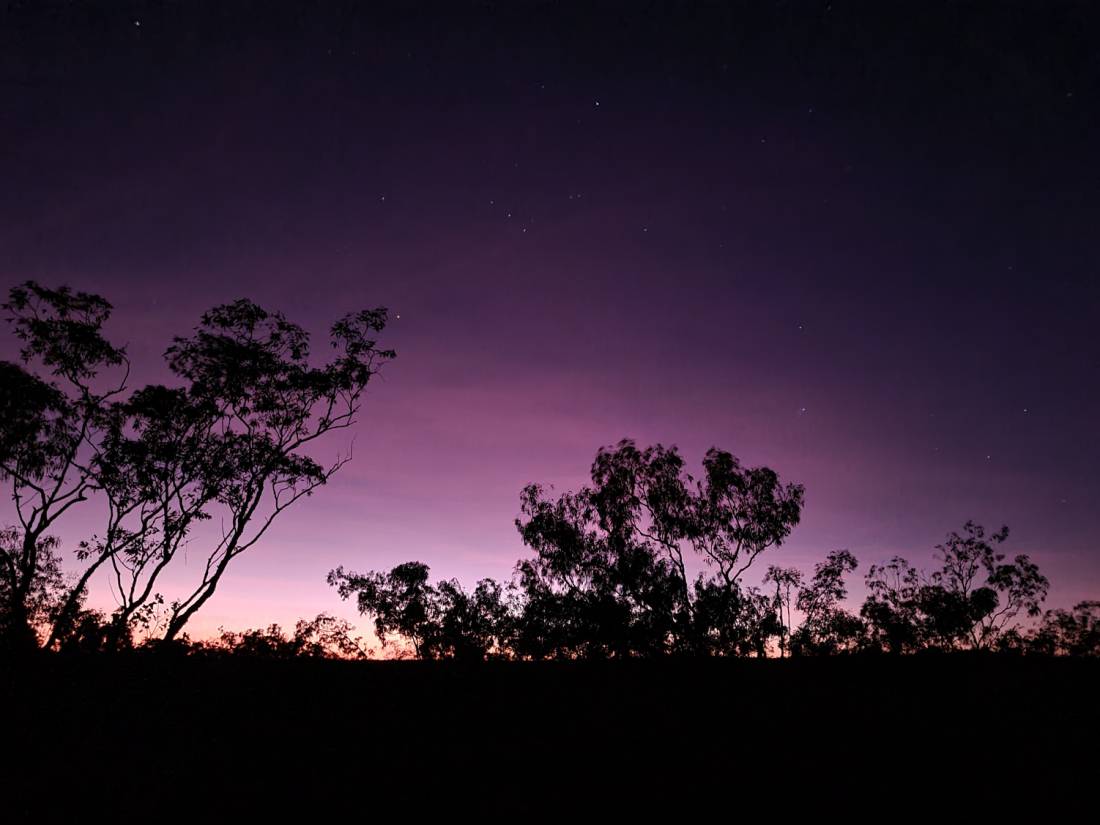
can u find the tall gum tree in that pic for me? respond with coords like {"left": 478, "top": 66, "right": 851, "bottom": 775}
{"left": 159, "top": 299, "right": 395, "bottom": 641}
{"left": 0, "top": 283, "right": 128, "bottom": 650}
{"left": 0, "top": 282, "right": 395, "bottom": 648}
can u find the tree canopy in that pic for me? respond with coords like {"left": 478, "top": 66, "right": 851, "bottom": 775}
{"left": 0, "top": 281, "right": 394, "bottom": 651}
{"left": 0, "top": 284, "right": 1085, "bottom": 661}
{"left": 332, "top": 439, "right": 807, "bottom": 659}
{"left": 860, "top": 522, "right": 1049, "bottom": 653}
{"left": 330, "top": 444, "right": 1072, "bottom": 660}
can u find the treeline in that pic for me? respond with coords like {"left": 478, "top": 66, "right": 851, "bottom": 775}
{"left": 2, "top": 282, "right": 1096, "bottom": 660}
{"left": 327, "top": 441, "right": 1099, "bottom": 660}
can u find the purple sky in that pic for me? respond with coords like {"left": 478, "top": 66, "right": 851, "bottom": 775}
{"left": 2, "top": 2, "right": 1098, "bottom": 638}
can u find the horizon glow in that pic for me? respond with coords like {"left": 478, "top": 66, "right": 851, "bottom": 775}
{"left": 2, "top": 5, "right": 1097, "bottom": 641}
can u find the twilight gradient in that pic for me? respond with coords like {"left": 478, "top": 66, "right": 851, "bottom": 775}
{"left": 2, "top": 3, "right": 1097, "bottom": 638}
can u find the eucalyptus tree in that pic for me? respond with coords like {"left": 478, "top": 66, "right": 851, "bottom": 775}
{"left": 0, "top": 283, "right": 128, "bottom": 649}
{"left": 928, "top": 522, "right": 1048, "bottom": 650}
{"left": 49, "top": 385, "right": 228, "bottom": 647}
{"left": 513, "top": 439, "right": 805, "bottom": 657}
{"left": 860, "top": 556, "right": 924, "bottom": 653}
{"left": 860, "top": 522, "right": 1049, "bottom": 652}
{"left": 328, "top": 562, "right": 511, "bottom": 660}
{"left": 1032, "top": 601, "right": 1100, "bottom": 656}
{"left": 514, "top": 472, "right": 683, "bottom": 658}
{"left": 1, "top": 281, "right": 395, "bottom": 649}
{"left": 789, "top": 550, "right": 863, "bottom": 655}
{"left": 327, "top": 439, "right": 804, "bottom": 660}
{"left": 764, "top": 565, "right": 802, "bottom": 657}
{"left": 159, "top": 299, "right": 394, "bottom": 641}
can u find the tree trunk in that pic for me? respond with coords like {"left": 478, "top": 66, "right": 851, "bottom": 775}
{"left": 1, "top": 598, "right": 38, "bottom": 653}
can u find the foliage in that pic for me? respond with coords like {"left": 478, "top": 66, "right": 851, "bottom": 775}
{"left": 330, "top": 439, "right": 804, "bottom": 660}
{"left": 509, "top": 439, "right": 803, "bottom": 658}
{"left": 512, "top": 478, "right": 682, "bottom": 658}
{"left": 0, "top": 527, "right": 68, "bottom": 648}
{"left": 0, "top": 281, "right": 393, "bottom": 649}
{"left": 0, "top": 283, "right": 128, "bottom": 650}
{"left": 1031, "top": 601, "right": 1100, "bottom": 657}
{"left": 1, "top": 282, "right": 1087, "bottom": 660}
{"left": 158, "top": 298, "right": 394, "bottom": 641}
{"left": 205, "top": 613, "right": 371, "bottom": 659}
{"left": 690, "top": 577, "right": 779, "bottom": 657}
{"left": 789, "top": 550, "right": 863, "bottom": 655}
{"left": 328, "top": 564, "right": 510, "bottom": 660}
{"left": 860, "top": 522, "right": 1049, "bottom": 652}
{"left": 764, "top": 565, "right": 802, "bottom": 657}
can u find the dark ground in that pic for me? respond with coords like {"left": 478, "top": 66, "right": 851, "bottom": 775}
{"left": 3, "top": 654, "right": 1097, "bottom": 817}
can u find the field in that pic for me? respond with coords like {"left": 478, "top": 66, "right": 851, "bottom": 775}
{"left": 5, "top": 654, "right": 1096, "bottom": 816}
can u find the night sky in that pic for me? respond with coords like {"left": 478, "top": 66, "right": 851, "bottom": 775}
{"left": 2, "top": 1, "right": 1098, "bottom": 637}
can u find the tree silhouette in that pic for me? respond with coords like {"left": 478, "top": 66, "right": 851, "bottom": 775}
{"left": 861, "top": 555, "right": 923, "bottom": 653}
{"left": 328, "top": 563, "right": 510, "bottom": 660}
{"left": 513, "top": 439, "right": 803, "bottom": 658}
{"left": 332, "top": 440, "right": 805, "bottom": 660}
{"left": 930, "top": 522, "right": 1048, "bottom": 649}
{"left": 329, "top": 562, "right": 436, "bottom": 657}
{"left": 512, "top": 475, "right": 682, "bottom": 658}
{"left": 158, "top": 299, "right": 395, "bottom": 641}
{"left": 0, "top": 526, "right": 67, "bottom": 648}
{"left": 861, "top": 522, "right": 1049, "bottom": 652}
{"left": 206, "top": 613, "right": 370, "bottom": 659}
{"left": 789, "top": 550, "right": 863, "bottom": 655}
{"left": 690, "top": 447, "right": 805, "bottom": 586}
{"left": 0, "top": 283, "right": 128, "bottom": 650}
{"left": 1032, "top": 601, "right": 1100, "bottom": 656}
{"left": 764, "top": 565, "right": 802, "bottom": 657}
{"left": 46, "top": 385, "right": 223, "bottom": 648}
{"left": 690, "top": 577, "right": 779, "bottom": 657}
{"left": 1, "top": 282, "right": 394, "bottom": 648}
